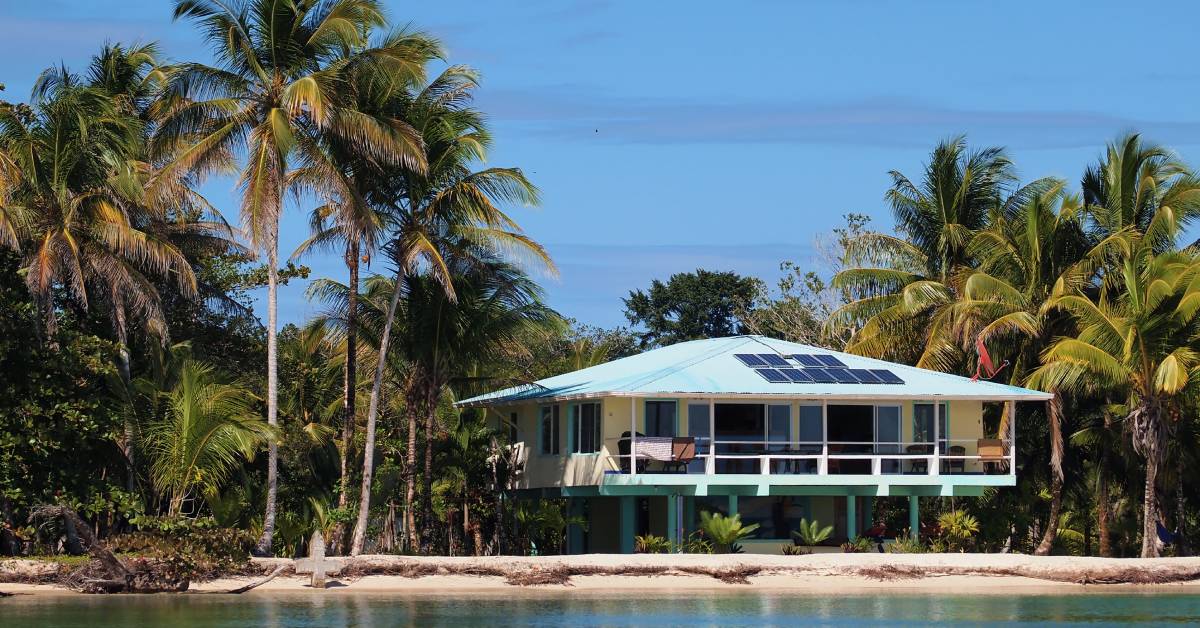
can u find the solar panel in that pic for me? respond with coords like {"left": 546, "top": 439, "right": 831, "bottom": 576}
{"left": 804, "top": 368, "right": 836, "bottom": 384}
{"left": 755, "top": 368, "right": 789, "bottom": 383}
{"left": 779, "top": 368, "right": 814, "bottom": 383}
{"left": 735, "top": 353, "right": 768, "bottom": 367}
{"left": 826, "top": 368, "right": 858, "bottom": 384}
{"left": 869, "top": 369, "right": 905, "bottom": 384}
{"left": 814, "top": 354, "right": 848, "bottom": 368}
{"left": 757, "top": 353, "right": 790, "bottom": 367}
{"left": 793, "top": 354, "right": 823, "bottom": 367}
{"left": 849, "top": 369, "right": 884, "bottom": 384}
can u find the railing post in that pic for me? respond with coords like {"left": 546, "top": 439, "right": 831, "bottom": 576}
{"left": 821, "top": 399, "right": 829, "bottom": 476}
{"left": 760, "top": 455, "right": 770, "bottom": 475}
{"left": 708, "top": 399, "right": 716, "bottom": 475}
{"left": 1009, "top": 399, "right": 1017, "bottom": 476}
{"left": 931, "top": 399, "right": 941, "bottom": 476}
{"left": 871, "top": 456, "right": 881, "bottom": 476}
{"left": 629, "top": 397, "right": 637, "bottom": 477}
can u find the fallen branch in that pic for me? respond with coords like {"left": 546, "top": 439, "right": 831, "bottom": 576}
{"left": 224, "top": 564, "right": 288, "bottom": 594}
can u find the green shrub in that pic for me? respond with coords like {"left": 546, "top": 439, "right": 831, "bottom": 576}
{"left": 109, "top": 516, "right": 254, "bottom": 579}
{"left": 791, "top": 518, "right": 834, "bottom": 546}
{"left": 840, "top": 536, "right": 873, "bottom": 553}
{"left": 635, "top": 534, "right": 672, "bottom": 554}
{"left": 676, "top": 530, "right": 714, "bottom": 554}
{"left": 781, "top": 544, "right": 811, "bottom": 555}
{"left": 888, "top": 531, "right": 925, "bottom": 553}
{"left": 936, "top": 510, "right": 979, "bottom": 552}
{"left": 698, "top": 511, "right": 758, "bottom": 554}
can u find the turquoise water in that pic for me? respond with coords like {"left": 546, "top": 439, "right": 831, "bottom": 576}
{"left": 4, "top": 591, "right": 1200, "bottom": 626}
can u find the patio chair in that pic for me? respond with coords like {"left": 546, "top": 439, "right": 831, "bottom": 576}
{"left": 661, "top": 437, "right": 697, "bottom": 473}
{"left": 616, "top": 431, "right": 647, "bottom": 474}
{"left": 977, "top": 439, "right": 1006, "bottom": 474}
{"left": 906, "top": 444, "right": 930, "bottom": 474}
{"left": 945, "top": 445, "right": 966, "bottom": 474}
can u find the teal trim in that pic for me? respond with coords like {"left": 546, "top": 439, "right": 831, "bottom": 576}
{"left": 846, "top": 496, "right": 857, "bottom": 539}
{"left": 909, "top": 496, "right": 920, "bottom": 539}
{"left": 619, "top": 496, "right": 636, "bottom": 554}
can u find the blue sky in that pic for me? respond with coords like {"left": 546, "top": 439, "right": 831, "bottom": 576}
{"left": 5, "top": 0, "right": 1200, "bottom": 328}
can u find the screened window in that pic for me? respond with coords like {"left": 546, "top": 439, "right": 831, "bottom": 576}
{"left": 540, "top": 405, "right": 560, "bottom": 455}
{"left": 571, "top": 402, "right": 602, "bottom": 454}
{"left": 645, "top": 400, "right": 676, "bottom": 437}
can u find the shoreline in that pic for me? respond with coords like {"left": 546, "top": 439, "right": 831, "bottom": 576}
{"left": 6, "top": 554, "right": 1200, "bottom": 596}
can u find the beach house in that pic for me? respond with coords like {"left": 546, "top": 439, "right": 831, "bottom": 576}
{"left": 458, "top": 335, "right": 1051, "bottom": 554}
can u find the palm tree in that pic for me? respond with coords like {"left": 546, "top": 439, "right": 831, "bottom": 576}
{"left": 142, "top": 360, "right": 273, "bottom": 516}
{"left": 0, "top": 58, "right": 203, "bottom": 492}
{"left": 163, "top": 0, "right": 434, "bottom": 553}
{"left": 288, "top": 47, "right": 444, "bottom": 538}
{"left": 1029, "top": 236, "right": 1200, "bottom": 557}
{"left": 951, "top": 178, "right": 1091, "bottom": 553}
{"left": 345, "top": 67, "right": 551, "bottom": 555}
{"left": 830, "top": 136, "right": 1015, "bottom": 367}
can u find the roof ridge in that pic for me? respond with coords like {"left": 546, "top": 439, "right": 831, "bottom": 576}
{"left": 622, "top": 336, "right": 752, "bottom": 391}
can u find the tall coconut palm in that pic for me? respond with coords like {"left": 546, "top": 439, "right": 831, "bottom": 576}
{"left": 288, "top": 49, "right": 443, "bottom": 541}
{"left": 950, "top": 178, "right": 1091, "bottom": 553}
{"left": 142, "top": 360, "right": 273, "bottom": 516}
{"left": 343, "top": 64, "right": 552, "bottom": 554}
{"left": 830, "top": 136, "right": 1015, "bottom": 367}
{"left": 1029, "top": 236, "right": 1200, "bottom": 557}
{"left": 163, "top": 0, "right": 433, "bottom": 553}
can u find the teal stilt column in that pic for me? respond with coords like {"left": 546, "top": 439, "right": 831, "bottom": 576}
{"left": 665, "top": 495, "right": 679, "bottom": 545}
{"left": 846, "top": 495, "right": 857, "bottom": 539}
{"left": 727, "top": 494, "right": 738, "bottom": 517}
{"left": 619, "top": 496, "right": 636, "bottom": 554}
{"left": 909, "top": 495, "right": 920, "bottom": 540}
{"left": 567, "top": 498, "right": 585, "bottom": 554}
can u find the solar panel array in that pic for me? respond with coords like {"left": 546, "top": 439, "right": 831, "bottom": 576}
{"left": 733, "top": 353, "right": 905, "bottom": 385}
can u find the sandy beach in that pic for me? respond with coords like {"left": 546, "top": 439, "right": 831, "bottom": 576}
{"left": 6, "top": 553, "right": 1200, "bottom": 596}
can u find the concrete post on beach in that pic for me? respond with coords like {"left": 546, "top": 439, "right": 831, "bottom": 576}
{"left": 296, "top": 531, "right": 327, "bottom": 589}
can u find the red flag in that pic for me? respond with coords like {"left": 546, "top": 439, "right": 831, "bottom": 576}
{"left": 971, "top": 336, "right": 1009, "bottom": 382}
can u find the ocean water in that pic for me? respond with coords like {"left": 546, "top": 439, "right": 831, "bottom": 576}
{"left": 4, "top": 590, "right": 1200, "bottom": 627}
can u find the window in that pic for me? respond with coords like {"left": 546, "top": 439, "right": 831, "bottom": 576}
{"left": 798, "top": 405, "right": 823, "bottom": 453}
{"left": 645, "top": 400, "right": 676, "bottom": 437}
{"left": 539, "top": 405, "right": 560, "bottom": 455}
{"left": 508, "top": 412, "right": 519, "bottom": 444}
{"left": 914, "top": 402, "right": 949, "bottom": 452}
{"left": 570, "top": 402, "right": 602, "bottom": 454}
{"left": 768, "top": 404, "right": 790, "bottom": 452}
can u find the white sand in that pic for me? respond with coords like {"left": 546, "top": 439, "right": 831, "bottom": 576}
{"left": 6, "top": 553, "right": 1200, "bottom": 596}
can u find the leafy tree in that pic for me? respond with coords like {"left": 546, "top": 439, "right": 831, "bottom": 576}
{"left": 623, "top": 269, "right": 762, "bottom": 348}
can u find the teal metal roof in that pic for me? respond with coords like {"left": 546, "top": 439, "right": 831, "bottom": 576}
{"left": 458, "top": 335, "right": 1053, "bottom": 406}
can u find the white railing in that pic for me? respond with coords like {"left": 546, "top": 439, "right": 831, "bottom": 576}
{"left": 605, "top": 437, "right": 1013, "bottom": 477}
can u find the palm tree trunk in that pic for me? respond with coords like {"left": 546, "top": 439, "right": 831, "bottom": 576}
{"left": 333, "top": 240, "right": 360, "bottom": 554}
{"left": 1141, "top": 454, "right": 1161, "bottom": 558}
{"left": 1177, "top": 458, "right": 1188, "bottom": 556}
{"left": 404, "top": 388, "right": 420, "bottom": 552}
{"left": 1035, "top": 474, "right": 1063, "bottom": 555}
{"left": 1098, "top": 472, "right": 1111, "bottom": 557}
{"left": 1035, "top": 398, "right": 1063, "bottom": 555}
{"left": 256, "top": 243, "right": 280, "bottom": 555}
{"left": 112, "top": 300, "right": 135, "bottom": 493}
{"left": 421, "top": 387, "right": 436, "bottom": 551}
{"left": 349, "top": 268, "right": 403, "bottom": 555}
